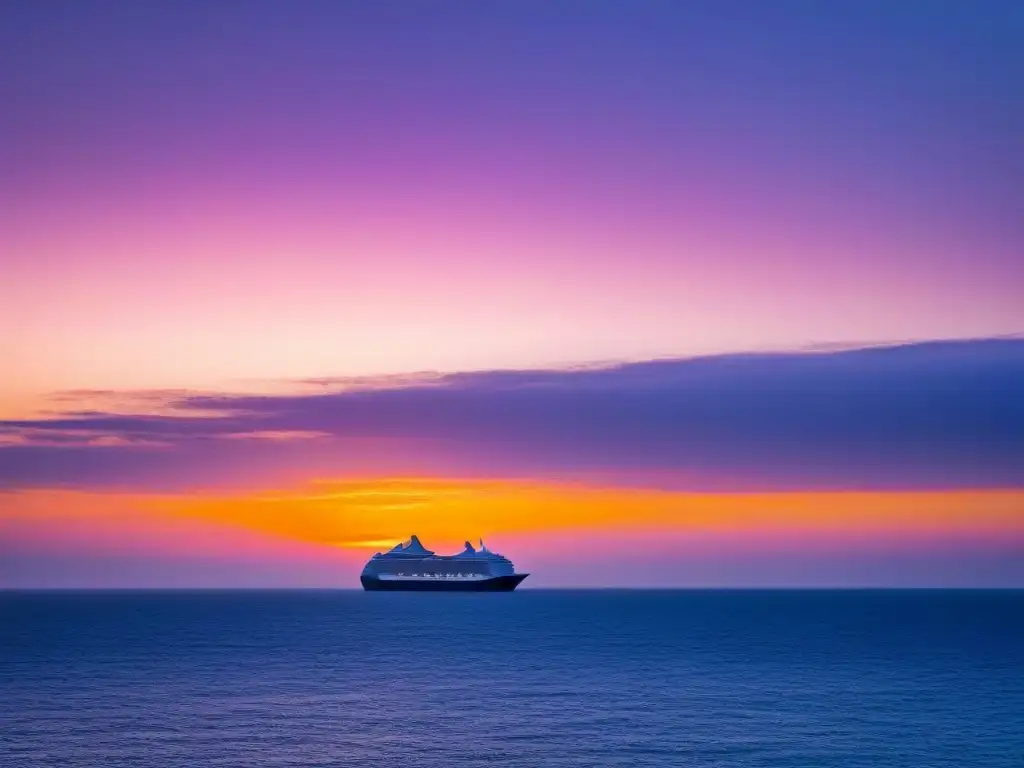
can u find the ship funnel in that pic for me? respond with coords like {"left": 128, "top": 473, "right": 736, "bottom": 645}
{"left": 397, "top": 535, "right": 433, "bottom": 555}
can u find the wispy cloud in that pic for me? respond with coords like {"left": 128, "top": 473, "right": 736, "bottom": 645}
{"left": 217, "top": 430, "right": 330, "bottom": 442}
{"left": 1, "top": 338, "right": 1021, "bottom": 492}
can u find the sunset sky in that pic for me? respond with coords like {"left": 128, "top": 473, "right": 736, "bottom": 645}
{"left": 2, "top": 1, "right": 1022, "bottom": 587}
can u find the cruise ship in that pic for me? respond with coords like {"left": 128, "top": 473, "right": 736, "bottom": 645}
{"left": 360, "top": 536, "right": 529, "bottom": 591}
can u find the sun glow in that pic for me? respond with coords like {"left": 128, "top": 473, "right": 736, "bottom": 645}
{"left": 4, "top": 481, "right": 1021, "bottom": 560}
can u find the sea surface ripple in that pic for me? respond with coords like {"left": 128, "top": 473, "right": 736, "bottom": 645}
{"left": 2, "top": 590, "right": 1022, "bottom": 767}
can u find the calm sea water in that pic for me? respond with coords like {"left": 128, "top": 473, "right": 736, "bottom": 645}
{"left": 2, "top": 590, "right": 1022, "bottom": 767}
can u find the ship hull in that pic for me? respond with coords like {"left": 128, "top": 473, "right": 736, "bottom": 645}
{"left": 361, "top": 574, "right": 528, "bottom": 592}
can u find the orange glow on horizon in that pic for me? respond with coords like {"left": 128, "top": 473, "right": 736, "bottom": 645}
{"left": 3, "top": 480, "right": 1022, "bottom": 563}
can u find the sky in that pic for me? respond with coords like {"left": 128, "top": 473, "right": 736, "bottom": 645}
{"left": 1, "top": 1, "right": 1022, "bottom": 587}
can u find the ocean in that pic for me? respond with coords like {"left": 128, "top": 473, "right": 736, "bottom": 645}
{"left": 2, "top": 590, "right": 1022, "bottom": 767}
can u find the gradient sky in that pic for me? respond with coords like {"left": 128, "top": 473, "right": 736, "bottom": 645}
{"left": 2, "top": 1, "right": 1022, "bottom": 587}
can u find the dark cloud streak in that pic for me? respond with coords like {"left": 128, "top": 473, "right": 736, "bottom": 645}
{"left": 2, "top": 339, "right": 1022, "bottom": 491}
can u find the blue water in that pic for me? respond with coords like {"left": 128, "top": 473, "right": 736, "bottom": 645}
{"left": 2, "top": 590, "right": 1022, "bottom": 767}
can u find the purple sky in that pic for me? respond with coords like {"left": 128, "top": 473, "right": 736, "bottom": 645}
{"left": 2, "top": 1, "right": 1022, "bottom": 586}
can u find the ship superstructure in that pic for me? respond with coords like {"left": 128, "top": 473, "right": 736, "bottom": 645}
{"left": 360, "top": 536, "right": 528, "bottom": 591}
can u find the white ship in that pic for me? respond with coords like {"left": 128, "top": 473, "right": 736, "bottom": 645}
{"left": 360, "top": 536, "right": 529, "bottom": 591}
